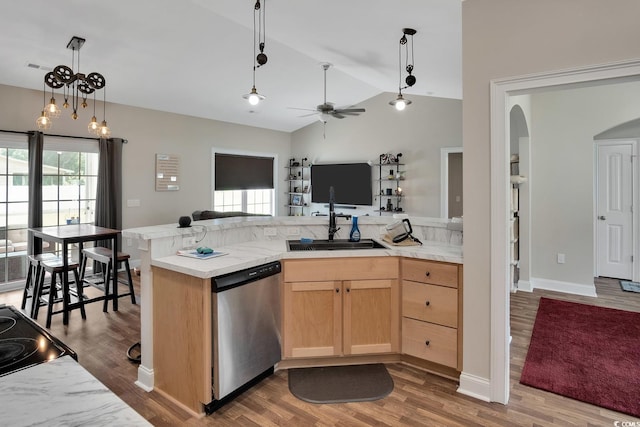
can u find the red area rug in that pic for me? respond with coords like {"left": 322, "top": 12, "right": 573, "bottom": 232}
{"left": 520, "top": 297, "right": 640, "bottom": 417}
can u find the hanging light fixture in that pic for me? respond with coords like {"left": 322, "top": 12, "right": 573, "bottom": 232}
{"left": 37, "top": 36, "right": 110, "bottom": 135}
{"left": 36, "top": 82, "right": 52, "bottom": 130}
{"left": 389, "top": 28, "right": 417, "bottom": 111}
{"left": 243, "top": 0, "right": 267, "bottom": 105}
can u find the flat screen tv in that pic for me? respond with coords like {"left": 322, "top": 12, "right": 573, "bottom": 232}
{"left": 311, "top": 163, "right": 372, "bottom": 206}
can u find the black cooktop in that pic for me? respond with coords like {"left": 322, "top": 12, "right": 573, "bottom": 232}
{"left": 0, "top": 304, "right": 76, "bottom": 377}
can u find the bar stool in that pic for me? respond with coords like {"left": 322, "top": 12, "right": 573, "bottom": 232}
{"left": 80, "top": 247, "right": 136, "bottom": 312}
{"left": 34, "top": 257, "right": 85, "bottom": 328}
{"left": 21, "top": 253, "right": 59, "bottom": 319}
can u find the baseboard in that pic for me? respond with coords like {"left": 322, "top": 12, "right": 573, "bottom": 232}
{"left": 136, "top": 365, "right": 154, "bottom": 392}
{"left": 516, "top": 280, "right": 532, "bottom": 292}
{"left": 457, "top": 372, "right": 491, "bottom": 402}
{"left": 530, "top": 277, "right": 597, "bottom": 297}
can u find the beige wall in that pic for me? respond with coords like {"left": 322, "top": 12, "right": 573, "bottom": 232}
{"left": 462, "top": 0, "right": 640, "bottom": 381}
{"left": 0, "top": 83, "right": 292, "bottom": 256}
{"left": 531, "top": 81, "right": 640, "bottom": 286}
{"left": 291, "top": 92, "right": 462, "bottom": 217}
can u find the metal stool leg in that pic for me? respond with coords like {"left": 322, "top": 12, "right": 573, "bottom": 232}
{"left": 124, "top": 259, "right": 136, "bottom": 304}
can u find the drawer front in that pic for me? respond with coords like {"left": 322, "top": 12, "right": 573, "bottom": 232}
{"left": 402, "top": 281, "right": 457, "bottom": 328}
{"left": 402, "top": 317, "right": 457, "bottom": 368}
{"left": 401, "top": 258, "right": 458, "bottom": 288}
{"left": 284, "top": 257, "right": 399, "bottom": 282}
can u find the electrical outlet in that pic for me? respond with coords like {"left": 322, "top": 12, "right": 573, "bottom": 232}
{"left": 183, "top": 236, "right": 197, "bottom": 247}
{"left": 557, "top": 253, "right": 565, "bottom": 264}
{"left": 264, "top": 227, "right": 277, "bottom": 236}
{"left": 287, "top": 227, "right": 300, "bottom": 236}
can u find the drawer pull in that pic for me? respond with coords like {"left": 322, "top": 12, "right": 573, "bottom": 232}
{"left": 425, "top": 271, "right": 431, "bottom": 277}
{"left": 336, "top": 288, "right": 340, "bottom": 293}
{"left": 346, "top": 288, "right": 350, "bottom": 293}
{"left": 425, "top": 340, "right": 430, "bottom": 347}
{"left": 425, "top": 300, "right": 430, "bottom": 307}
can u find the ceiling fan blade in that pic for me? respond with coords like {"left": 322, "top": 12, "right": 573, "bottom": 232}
{"left": 335, "top": 108, "right": 366, "bottom": 113}
{"left": 298, "top": 112, "right": 319, "bottom": 118}
{"left": 288, "top": 107, "right": 317, "bottom": 112}
{"left": 331, "top": 112, "right": 346, "bottom": 119}
{"left": 336, "top": 111, "right": 360, "bottom": 116}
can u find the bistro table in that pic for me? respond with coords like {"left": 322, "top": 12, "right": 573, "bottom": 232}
{"left": 29, "top": 224, "right": 121, "bottom": 325}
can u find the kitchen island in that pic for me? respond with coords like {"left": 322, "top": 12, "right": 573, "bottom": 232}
{"left": 123, "top": 215, "right": 463, "bottom": 415}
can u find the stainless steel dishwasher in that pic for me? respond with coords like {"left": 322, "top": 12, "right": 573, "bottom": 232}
{"left": 206, "top": 261, "right": 281, "bottom": 414}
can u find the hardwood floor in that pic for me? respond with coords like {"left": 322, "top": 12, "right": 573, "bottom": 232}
{"left": 1, "top": 275, "right": 639, "bottom": 426}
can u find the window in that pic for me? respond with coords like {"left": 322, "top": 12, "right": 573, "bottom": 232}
{"left": 212, "top": 150, "right": 277, "bottom": 216}
{"left": 213, "top": 189, "right": 273, "bottom": 214}
{"left": 42, "top": 137, "right": 99, "bottom": 227}
{"left": 0, "top": 132, "right": 29, "bottom": 288}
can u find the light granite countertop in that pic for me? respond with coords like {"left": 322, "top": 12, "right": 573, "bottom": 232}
{"left": 0, "top": 356, "right": 150, "bottom": 426}
{"left": 152, "top": 238, "right": 463, "bottom": 279}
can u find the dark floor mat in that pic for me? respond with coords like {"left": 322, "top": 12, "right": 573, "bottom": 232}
{"left": 288, "top": 363, "right": 394, "bottom": 404}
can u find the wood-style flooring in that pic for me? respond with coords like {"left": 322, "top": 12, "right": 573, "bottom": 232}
{"left": 1, "top": 275, "right": 639, "bottom": 426}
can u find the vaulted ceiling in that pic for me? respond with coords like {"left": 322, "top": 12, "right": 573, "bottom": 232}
{"left": 0, "top": 0, "right": 462, "bottom": 132}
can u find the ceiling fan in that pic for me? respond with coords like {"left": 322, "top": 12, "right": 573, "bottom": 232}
{"left": 290, "top": 63, "right": 366, "bottom": 123}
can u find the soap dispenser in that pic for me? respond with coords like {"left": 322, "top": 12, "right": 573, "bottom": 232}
{"left": 349, "top": 215, "right": 361, "bottom": 242}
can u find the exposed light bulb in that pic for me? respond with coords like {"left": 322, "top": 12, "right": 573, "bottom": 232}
{"left": 47, "top": 97, "right": 61, "bottom": 118}
{"left": 98, "top": 120, "right": 111, "bottom": 138}
{"left": 389, "top": 93, "right": 411, "bottom": 111}
{"left": 88, "top": 116, "right": 99, "bottom": 133}
{"left": 36, "top": 111, "right": 51, "bottom": 130}
{"left": 243, "top": 86, "right": 264, "bottom": 105}
{"left": 248, "top": 93, "right": 260, "bottom": 106}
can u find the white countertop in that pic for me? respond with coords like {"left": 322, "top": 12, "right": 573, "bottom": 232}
{"left": 0, "top": 356, "right": 151, "bottom": 426}
{"left": 152, "top": 238, "right": 463, "bottom": 279}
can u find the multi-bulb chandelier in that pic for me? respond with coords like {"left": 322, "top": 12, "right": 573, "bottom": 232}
{"left": 389, "top": 28, "right": 417, "bottom": 111}
{"left": 243, "top": 0, "right": 267, "bottom": 106}
{"left": 36, "top": 36, "right": 111, "bottom": 137}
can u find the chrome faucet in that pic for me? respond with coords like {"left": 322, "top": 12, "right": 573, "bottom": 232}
{"left": 328, "top": 186, "right": 339, "bottom": 241}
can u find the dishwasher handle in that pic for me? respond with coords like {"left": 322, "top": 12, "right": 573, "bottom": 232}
{"left": 212, "top": 261, "right": 281, "bottom": 292}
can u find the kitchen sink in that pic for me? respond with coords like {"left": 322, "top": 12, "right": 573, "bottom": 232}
{"left": 287, "top": 238, "right": 386, "bottom": 251}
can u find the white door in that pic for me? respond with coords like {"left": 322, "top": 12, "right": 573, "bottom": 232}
{"left": 596, "top": 142, "right": 633, "bottom": 280}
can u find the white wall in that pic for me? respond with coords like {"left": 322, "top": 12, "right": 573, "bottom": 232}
{"left": 291, "top": 92, "right": 462, "bottom": 217}
{"left": 530, "top": 81, "right": 640, "bottom": 286}
{"left": 463, "top": 0, "right": 640, "bottom": 383}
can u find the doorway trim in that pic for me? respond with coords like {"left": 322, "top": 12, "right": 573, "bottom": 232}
{"left": 440, "top": 146, "right": 463, "bottom": 218}
{"left": 489, "top": 58, "right": 640, "bottom": 404}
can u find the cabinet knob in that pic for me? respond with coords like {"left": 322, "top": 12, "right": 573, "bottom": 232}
{"left": 425, "top": 271, "right": 431, "bottom": 277}
{"left": 335, "top": 288, "right": 340, "bottom": 293}
{"left": 425, "top": 340, "right": 430, "bottom": 347}
{"left": 346, "top": 288, "right": 350, "bottom": 293}
{"left": 425, "top": 300, "right": 430, "bottom": 307}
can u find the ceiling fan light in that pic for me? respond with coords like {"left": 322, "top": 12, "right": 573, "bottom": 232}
{"left": 389, "top": 94, "right": 411, "bottom": 111}
{"left": 243, "top": 86, "right": 265, "bottom": 105}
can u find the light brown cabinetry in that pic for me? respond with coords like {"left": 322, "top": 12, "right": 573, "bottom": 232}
{"left": 152, "top": 266, "right": 212, "bottom": 414}
{"left": 401, "top": 258, "right": 463, "bottom": 370}
{"left": 283, "top": 257, "right": 400, "bottom": 359}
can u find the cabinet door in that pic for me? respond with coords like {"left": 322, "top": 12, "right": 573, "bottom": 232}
{"left": 343, "top": 279, "right": 400, "bottom": 355}
{"left": 283, "top": 281, "right": 342, "bottom": 358}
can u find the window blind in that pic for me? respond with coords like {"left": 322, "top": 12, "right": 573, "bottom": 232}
{"left": 215, "top": 153, "right": 274, "bottom": 190}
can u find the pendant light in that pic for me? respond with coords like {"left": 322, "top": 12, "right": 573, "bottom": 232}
{"left": 389, "top": 28, "right": 417, "bottom": 111}
{"left": 36, "top": 82, "right": 52, "bottom": 130}
{"left": 37, "top": 36, "right": 111, "bottom": 134}
{"left": 243, "top": 0, "right": 267, "bottom": 105}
